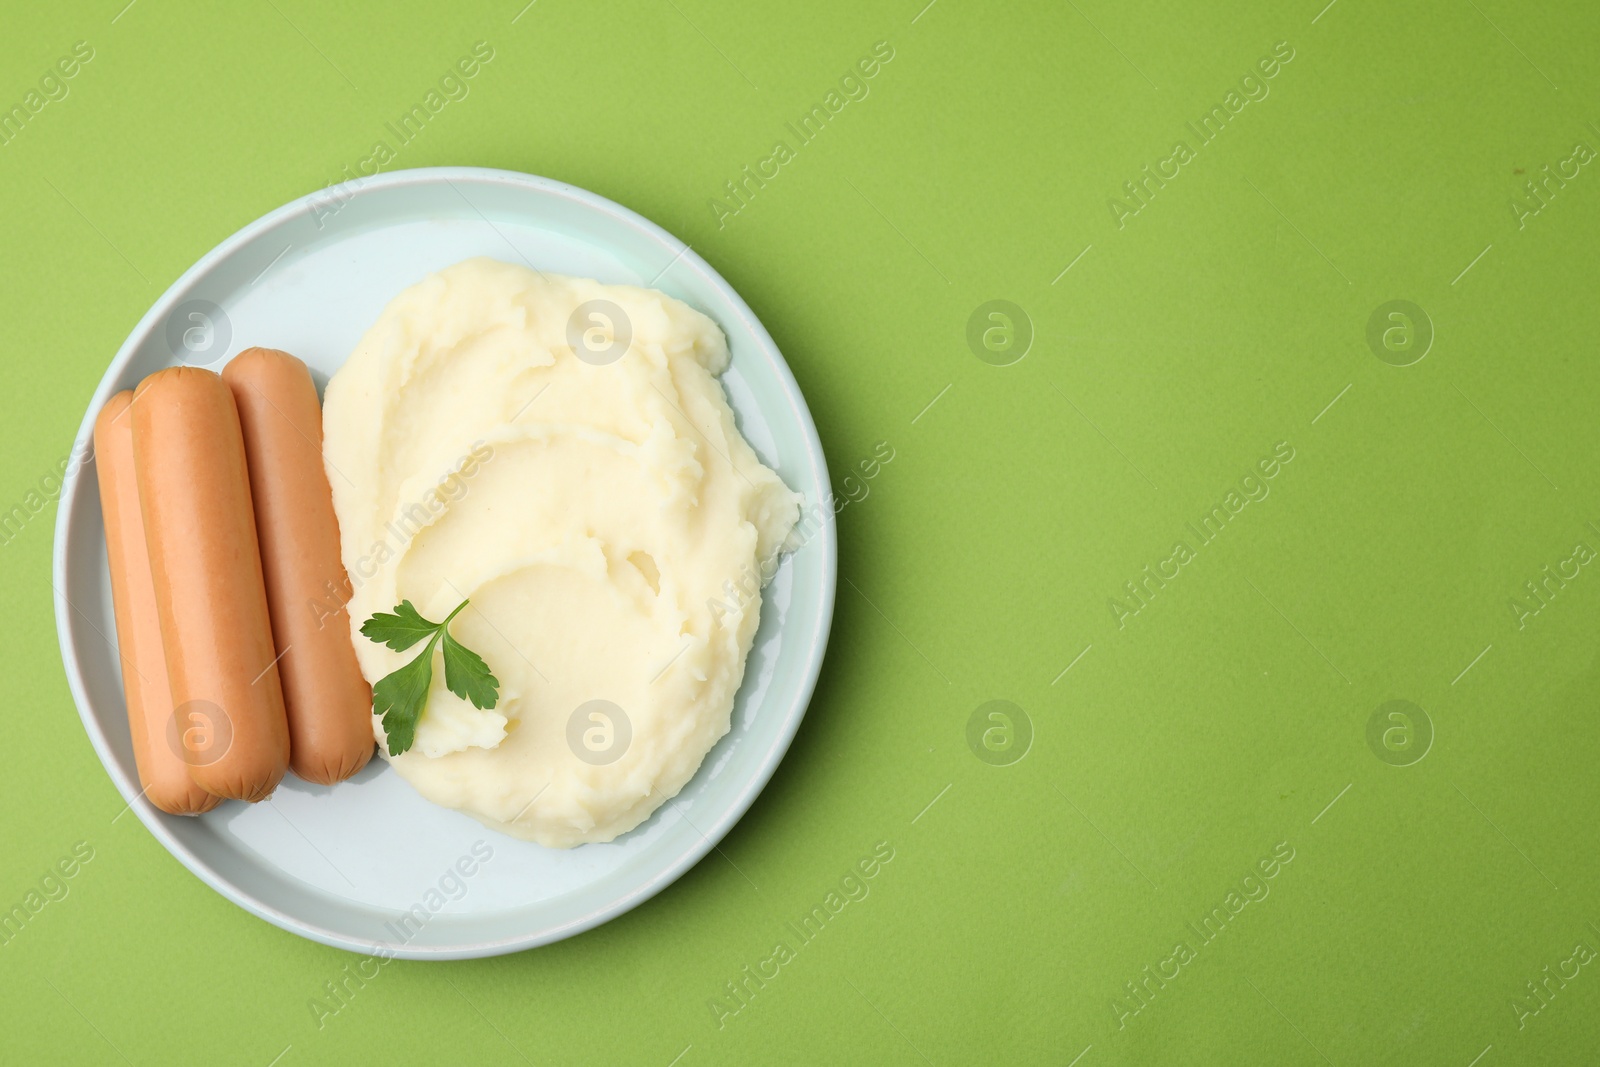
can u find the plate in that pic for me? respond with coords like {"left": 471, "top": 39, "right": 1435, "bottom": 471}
{"left": 51, "top": 167, "right": 836, "bottom": 959}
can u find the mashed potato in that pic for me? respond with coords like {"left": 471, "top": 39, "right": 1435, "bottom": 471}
{"left": 323, "top": 258, "right": 799, "bottom": 846}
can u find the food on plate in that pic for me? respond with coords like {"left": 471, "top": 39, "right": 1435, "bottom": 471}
{"left": 359, "top": 598, "right": 499, "bottom": 758}
{"left": 93, "top": 391, "right": 221, "bottom": 816}
{"left": 224, "top": 348, "right": 374, "bottom": 785}
{"left": 131, "top": 367, "right": 289, "bottom": 802}
{"left": 324, "top": 257, "right": 801, "bottom": 847}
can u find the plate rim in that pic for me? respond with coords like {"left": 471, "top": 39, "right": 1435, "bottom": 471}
{"left": 50, "top": 165, "right": 838, "bottom": 959}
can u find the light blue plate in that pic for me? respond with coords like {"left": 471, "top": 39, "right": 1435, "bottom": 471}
{"left": 51, "top": 167, "right": 836, "bottom": 959}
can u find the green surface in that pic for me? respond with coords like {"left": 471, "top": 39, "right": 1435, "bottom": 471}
{"left": 3, "top": 0, "right": 1599, "bottom": 1063}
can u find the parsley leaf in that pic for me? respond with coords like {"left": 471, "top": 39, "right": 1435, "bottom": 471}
{"left": 361, "top": 598, "right": 501, "bottom": 756}
{"left": 370, "top": 635, "right": 437, "bottom": 757}
{"left": 442, "top": 631, "right": 500, "bottom": 710}
{"left": 360, "top": 600, "right": 442, "bottom": 652}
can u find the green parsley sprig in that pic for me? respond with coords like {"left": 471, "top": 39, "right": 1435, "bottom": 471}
{"left": 360, "top": 598, "right": 500, "bottom": 756}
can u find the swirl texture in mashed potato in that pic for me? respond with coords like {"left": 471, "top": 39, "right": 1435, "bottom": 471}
{"left": 322, "top": 258, "right": 800, "bottom": 847}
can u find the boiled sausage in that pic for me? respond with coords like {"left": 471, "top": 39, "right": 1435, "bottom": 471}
{"left": 223, "top": 348, "right": 373, "bottom": 784}
{"left": 131, "top": 367, "right": 289, "bottom": 801}
{"left": 93, "top": 391, "right": 221, "bottom": 816}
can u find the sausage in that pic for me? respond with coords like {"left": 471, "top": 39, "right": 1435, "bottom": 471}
{"left": 93, "top": 392, "right": 221, "bottom": 816}
{"left": 131, "top": 367, "right": 289, "bottom": 801}
{"left": 223, "top": 349, "right": 373, "bottom": 784}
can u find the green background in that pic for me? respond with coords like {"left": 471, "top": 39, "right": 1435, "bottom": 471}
{"left": 3, "top": 0, "right": 1599, "bottom": 1063}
